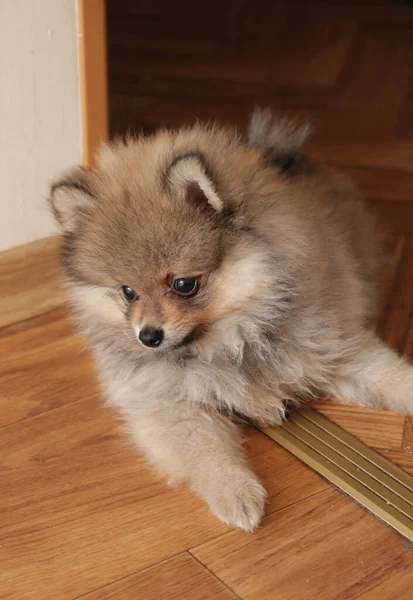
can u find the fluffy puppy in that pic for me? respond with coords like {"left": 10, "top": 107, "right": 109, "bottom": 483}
{"left": 49, "top": 109, "right": 412, "bottom": 531}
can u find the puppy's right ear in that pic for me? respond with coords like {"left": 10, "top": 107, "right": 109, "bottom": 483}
{"left": 49, "top": 167, "right": 96, "bottom": 233}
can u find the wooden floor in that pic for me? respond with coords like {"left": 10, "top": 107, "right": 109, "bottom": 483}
{"left": 2, "top": 0, "right": 413, "bottom": 598}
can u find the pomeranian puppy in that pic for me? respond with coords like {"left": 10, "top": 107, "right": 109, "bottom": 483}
{"left": 49, "top": 108, "right": 413, "bottom": 531}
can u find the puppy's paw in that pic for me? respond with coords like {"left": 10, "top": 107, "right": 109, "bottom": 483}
{"left": 203, "top": 469, "right": 266, "bottom": 532}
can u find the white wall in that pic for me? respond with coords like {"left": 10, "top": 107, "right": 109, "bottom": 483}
{"left": 0, "top": 0, "right": 81, "bottom": 252}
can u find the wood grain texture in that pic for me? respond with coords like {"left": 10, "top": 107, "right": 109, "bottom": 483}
{"left": 0, "top": 309, "right": 98, "bottom": 428}
{"left": 0, "top": 382, "right": 328, "bottom": 599}
{"left": 308, "top": 139, "right": 413, "bottom": 174}
{"left": 0, "top": 395, "right": 224, "bottom": 599}
{"left": 82, "top": 553, "right": 238, "bottom": 600}
{"left": 341, "top": 166, "right": 413, "bottom": 203}
{"left": 191, "top": 490, "right": 413, "bottom": 600}
{"left": 0, "top": 384, "right": 328, "bottom": 598}
{"left": 356, "top": 566, "right": 413, "bottom": 600}
{"left": 78, "top": 0, "right": 109, "bottom": 166}
{"left": 2, "top": 0, "right": 413, "bottom": 598}
{"left": 267, "top": 20, "right": 357, "bottom": 86}
{"left": 0, "top": 236, "right": 64, "bottom": 329}
{"left": 404, "top": 418, "right": 413, "bottom": 451}
{"left": 380, "top": 236, "right": 413, "bottom": 357}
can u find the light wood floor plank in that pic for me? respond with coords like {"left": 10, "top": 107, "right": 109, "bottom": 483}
{"left": 0, "top": 309, "right": 98, "bottom": 427}
{"left": 0, "top": 392, "right": 327, "bottom": 599}
{"left": 80, "top": 553, "right": 238, "bottom": 600}
{"left": 0, "top": 396, "right": 226, "bottom": 599}
{"left": 355, "top": 558, "right": 413, "bottom": 600}
{"left": 404, "top": 418, "right": 413, "bottom": 451}
{"left": 191, "top": 490, "right": 413, "bottom": 600}
{"left": 0, "top": 237, "right": 65, "bottom": 329}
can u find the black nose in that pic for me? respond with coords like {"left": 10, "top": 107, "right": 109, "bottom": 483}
{"left": 139, "top": 327, "right": 164, "bottom": 348}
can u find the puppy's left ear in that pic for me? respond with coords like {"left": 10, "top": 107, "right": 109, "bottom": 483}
{"left": 49, "top": 167, "right": 97, "bottom": 233}
{"left": 166, "top": 153, "right": 223, "bottom": 213}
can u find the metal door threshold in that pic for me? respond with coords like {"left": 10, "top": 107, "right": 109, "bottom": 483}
{"left": 258, "top": 406, "right": 413, "bottom": 541}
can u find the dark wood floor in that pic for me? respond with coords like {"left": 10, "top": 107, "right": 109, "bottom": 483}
{"left": 107, "top": 0, "right": 413, "bottom": 235}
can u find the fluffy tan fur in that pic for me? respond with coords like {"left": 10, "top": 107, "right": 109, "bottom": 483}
{"left": 49, "top": 109, "right": 412, "bottom": 531}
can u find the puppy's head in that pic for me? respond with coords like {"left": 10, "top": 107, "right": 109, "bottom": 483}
{"left": 49, "top": 126, "right": 272, "bottom": 355}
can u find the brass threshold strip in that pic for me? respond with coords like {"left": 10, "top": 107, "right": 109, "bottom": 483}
{"left": 258, "top": 406, "right": 413, "bottom": 541}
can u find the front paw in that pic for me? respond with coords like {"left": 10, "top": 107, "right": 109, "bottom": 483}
{"left": 200, "top": 468, "right": 267, "bottom": 532}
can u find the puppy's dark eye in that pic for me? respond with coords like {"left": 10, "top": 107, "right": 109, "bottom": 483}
{"left": 121, "top": 286, "right": 138, "bottom": 301}
{"left": 172, "top": 277, "right": 199, "bottom": 297}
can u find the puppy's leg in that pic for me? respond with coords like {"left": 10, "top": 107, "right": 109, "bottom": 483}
{"left": 325, "top": 331, "right": 413, "bottom": 415}
{"left": 127, "top": 404, "right": 266, "bottom": 532}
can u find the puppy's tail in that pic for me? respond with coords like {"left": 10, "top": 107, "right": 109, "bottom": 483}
{"left": 247, "top": 107, "right": 312, "bottom": 166}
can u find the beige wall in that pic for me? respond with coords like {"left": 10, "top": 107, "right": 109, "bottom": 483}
{"left": 0, "top": 0, "right": 81, "bottom": 252}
